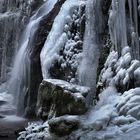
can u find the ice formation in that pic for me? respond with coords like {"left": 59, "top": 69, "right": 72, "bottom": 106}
{"left": 40, "top": 0, "right": 84, "bottom": 83}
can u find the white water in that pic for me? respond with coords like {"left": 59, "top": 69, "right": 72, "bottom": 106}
{"left": 7, "top": 0, "right": 58, "bottom": 115}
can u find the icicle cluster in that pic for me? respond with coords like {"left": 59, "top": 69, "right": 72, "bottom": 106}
{"left": 109, "top": 0, "right": 140, "bottom": 59}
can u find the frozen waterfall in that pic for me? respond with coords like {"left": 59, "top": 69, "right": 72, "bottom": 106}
{"left": 40, "top": 0, "right": 79, "bottom": 79}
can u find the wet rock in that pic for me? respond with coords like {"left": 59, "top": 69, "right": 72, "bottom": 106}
{"left": 48, "top": 115, "right": 80, "bottom": 136}
{"left": 37, "top": 79, "right": 90, "bottom": 120}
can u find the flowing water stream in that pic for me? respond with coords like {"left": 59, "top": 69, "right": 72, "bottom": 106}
{"left": 7, "top": 0, "right": 57, "bottom": 116}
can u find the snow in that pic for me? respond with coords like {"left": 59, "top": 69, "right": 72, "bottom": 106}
{"left": 18, "top": 122, "right": 50, "bottom": 140}
{"left": 43, "top": 79, "right": 90, "bottom": 96}
{"left": 99, "top": 46, "right": 140, "bottom": 89}
{"left": 134, "top": 67, "right": 140, "bottom": 81}
{"left": 85, "top": 87, "right": 119, "bottom": 126}
{"left": 117, "top": 88, "right": 140, "bottom": 119}
{"left": 18, "top": 86, "right": 140, "bottom": 140}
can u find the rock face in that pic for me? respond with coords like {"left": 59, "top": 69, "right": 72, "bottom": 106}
{"left": 37, "top": 79, "right": 90, "bottom": 120}
{"left": 48, "top": 115, "right": 80, "bottom": 136}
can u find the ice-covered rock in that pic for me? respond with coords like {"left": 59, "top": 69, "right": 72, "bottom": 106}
{"left": 117, "top": 88, "right": 140, "bottom": 120}
{"left": 37, "top": 79, "right": 90, "bottom": 120}
{"left": 48, "top": 115, "right": 80, "bottom": 136}
{"left": 98, "top": 46, "right": 140, "bottom": 93}
{"left": 18, "top": 122, "right": 51, "bottom": 140}
{"left": 40, "top": 0, "right": 85, "bottom": 84}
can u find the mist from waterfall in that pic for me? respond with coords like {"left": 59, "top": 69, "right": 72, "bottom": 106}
{"left": 7, "top": 0, "right": 57, "bottom": 116}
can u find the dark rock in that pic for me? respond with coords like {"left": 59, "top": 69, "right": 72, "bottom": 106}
{"left": 37, "top": 79, "right": 90, "bottom": 120}
{"left": 0, "top": 115, "right": 5, "bottom": 118}
{"left": 0, "top": 100, "right": 6, "bottom": 106}
{"left": 48, "top": 115, "right": 80, "bottom": 136}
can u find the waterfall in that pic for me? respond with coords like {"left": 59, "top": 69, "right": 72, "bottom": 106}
{"left": 0, "top": 8, "right": 20, "bottom": 83}
{"left": 109, "top": 0, "right": 140, "bottom": 59}
{"left": 0, "top": 0, "right": 37, "bottom": 83}
{"left": 78, "top": 0, "right": 102, "bottom": 104}
{"left": 7, "top": 0, "right": 57, "bottom": 116}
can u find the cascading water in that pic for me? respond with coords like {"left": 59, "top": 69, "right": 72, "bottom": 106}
{"left": 7, "top": 0, "right": 58, "bottom": 116}
{"left": 78, "top": 0, "right": 103, "bottom": 105}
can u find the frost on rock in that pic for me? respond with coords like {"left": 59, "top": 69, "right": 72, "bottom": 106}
{"left": 117, "top": 88, "right": 140, "bottom": 120}
{"left": 17, "top": 122, "right": 51, "bottom": 140}
{"left": 18, "top": 87, "right": 140, "bottom": 140}
{"left": 40, "top": 0, "right": 86, "bottom": 84}
{"left": 69, "top": 87, "right": 140, "bottom": 140}
{"left": 98, "top": 46, "right": 140, "bottom": 93}
{"left": 48, "top": 115, "right": 80, "bottom": 136}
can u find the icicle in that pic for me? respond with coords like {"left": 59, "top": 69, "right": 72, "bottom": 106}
{"left": 128, "top": 0, "right": 133, "bottom": 27}
{"left": 109, "top": 0, "right": 140, "bottom": 60}
{"left": 133, "top": 0, "right": 138, "bottom": 33}
{"left": 119, "top": 0, "right": 127, "bottom": 47}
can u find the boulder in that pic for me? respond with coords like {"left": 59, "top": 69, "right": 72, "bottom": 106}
{"left": 48, "top": 115, "right": 80, "bottom": 136}
{"left": 37, "top": 79, "right": 90, "bottom": 120}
